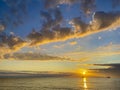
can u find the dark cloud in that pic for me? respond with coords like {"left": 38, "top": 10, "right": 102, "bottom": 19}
{"left": 92, "top": 11, "right": 120, "bottom": 30}
{"left": 27, "top": 29, "right": 56, "bottom": 46}
{"left": 70, "top": 11, "right": 120, "bottom": 34}
{"left": 90, "top": 64, "right": 120, "bottom": 77}
{"left": 55, "top": 27, "right": 73, "bottom": 39}
{"left": 0, "top": 32, "right": 26, "bottom": 58}
{"left": 93, "top": 64, "right": 120, "bottom": 70}
{"left": 80, "top": 0, "right": 96, "bottom": 14}
{"left": 27, "top": 27, "right": 73, "bottom": 46}
{"left": 3, "top": 52, "right": 71, "bottom": 61}
{"left": 6, "top": 35, "right": 27, "bottom": 50}
{"left": 70, "top": 17, "right": 89, "bottom": 33}
{"left": 1, "top": 33, "right": 26, "bottom": 50}
{"left": 0, "top": 71, "right": 73, "bottom": 77}
{"left": 27, "top": 8, "right": 73, "bottom": 46}
{"left": 41, "top": 8, "right": 63, "bottom": 31}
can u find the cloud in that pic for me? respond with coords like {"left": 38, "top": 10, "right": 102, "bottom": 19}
{"left": 27, "top": 8, "right": 74, "bottom": 46}
{"left": 6, "top": 35, "right": 27, "bottom": 50}
{"left": 28, "top": 27, "right": 74, "bottom": 46}
{"left": 90, "top": 63, "right": 120, "bottom": 77}
{"left": 93, "top": 64, "right": 120, "bottom": 69}
{"left": 92, "top": 11, "right": 120, "bottom": 29}
{"left": 28, "top": 11, "right": 120, "bottom": 46}
{"left": 97, "top": 43, "right": 120, "bottom": 51}
{"left": 69, "top": 17, "right": 88, "bottom": 33}
{"left": 62, "top": 51, "right": 120, "bottom": 62}
{"left": 53, "top": 44, "right": 65, "bottom": 49}
{"left": 40, "top": 8, "right": 63, "bottom": 30}
{"left": 0, "top": 46, "right": 12, "bottom": 59}
{"left": 80, "top": 0, "right": 96, "bottom": 14}
{"left": 3, "top": 52, "right": 72, "bottom": 61}
{"left": 69, "top": 41, "right": 77, "bottom": 45}
{"left": 27, "top": 8, "right": 63, "bottom": 46}
{"left": 0, "top": 32, "right": 27, "bottom": 58}
{"left": 71, "top": 11, "right": 120, "bottom": 33}
{"left": 61, "top": 43, "right": 120, "bottom": 62}
{"left": 0, "top": 70, "right": 74, "bottom": 77}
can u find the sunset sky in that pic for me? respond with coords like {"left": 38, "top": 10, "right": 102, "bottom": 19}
{"left": 0, "top": 0, "right": 120, "bottom": 77}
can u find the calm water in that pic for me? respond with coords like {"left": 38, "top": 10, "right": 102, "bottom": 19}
{"left": 0, "top": 77, "right": 120, "bottom": 90}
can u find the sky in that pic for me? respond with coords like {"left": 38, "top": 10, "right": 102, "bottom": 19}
{"left": 0, "top": 0, "right": 120, "bottom": 77}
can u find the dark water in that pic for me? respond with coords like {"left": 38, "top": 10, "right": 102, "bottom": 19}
{"left": 0, "top": 77, "right": 120, "bottom": 90}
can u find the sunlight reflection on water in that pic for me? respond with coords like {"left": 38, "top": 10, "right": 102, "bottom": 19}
{"left": 83, "top": 77, "right": 87, "bottom": 89}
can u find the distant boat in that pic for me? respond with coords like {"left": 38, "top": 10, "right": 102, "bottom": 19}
{"left": 106, "top": 76, "right": 111, "bottom": 78}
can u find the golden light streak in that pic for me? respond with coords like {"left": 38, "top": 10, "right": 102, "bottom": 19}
{"left": 83, "top": 78, "right": 87, "bottom": 89}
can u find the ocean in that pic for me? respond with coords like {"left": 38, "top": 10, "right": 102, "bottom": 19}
{"left": 0, "top": 77, "right": 120, "bottom": 90}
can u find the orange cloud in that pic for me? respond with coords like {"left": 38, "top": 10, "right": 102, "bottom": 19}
{"left": 69, "top": 41, "right": 77, "bottom": 45}
{"left": 53, "top": 44, "right": 65, "bottom": 49}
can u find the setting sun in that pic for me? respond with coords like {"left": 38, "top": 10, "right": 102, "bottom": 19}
{"left": 76, "top": 69, "right": 88, "bottom": 77}
{"left": 83, "top": 71, "right": 86, "bottom": 75}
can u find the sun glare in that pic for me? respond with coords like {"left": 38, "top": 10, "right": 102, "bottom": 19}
{"left": 76, "top": 69, "right": 88, "bottom": 76}
{"left": 82, "top": 70, "right": 87, "bottom": 77}
{"left": 83, "top": 71, "right": 86, "bottom": 75}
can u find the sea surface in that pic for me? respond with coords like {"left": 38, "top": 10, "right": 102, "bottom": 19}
{"left": 0, "top": 77, "right": 120, "bottom": 90}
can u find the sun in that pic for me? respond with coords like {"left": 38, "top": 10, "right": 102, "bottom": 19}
{"left": 76, "top": 69, "right": 87, "bottom": 76}
{"left": 83, "top": 71, "right": 86, "bottom": 75}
